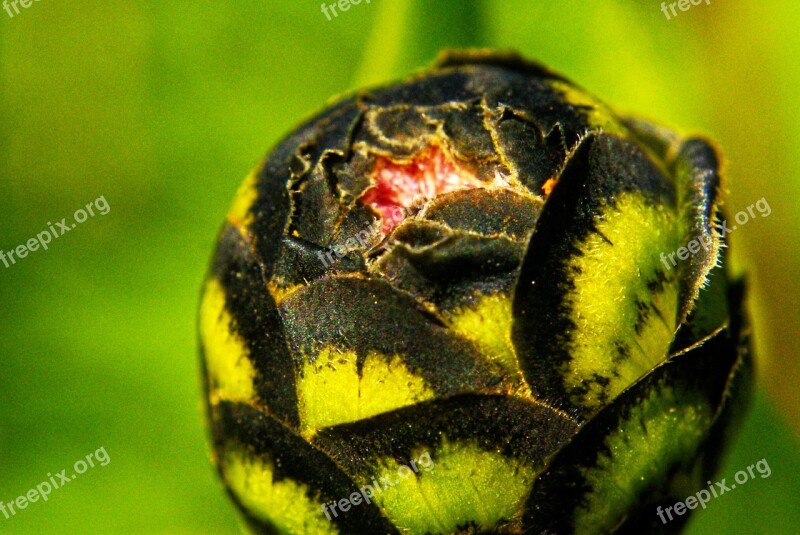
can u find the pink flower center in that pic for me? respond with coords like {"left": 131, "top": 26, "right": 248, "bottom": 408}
{"left": 360, "top": 146, "right": 481, "bottom": 234}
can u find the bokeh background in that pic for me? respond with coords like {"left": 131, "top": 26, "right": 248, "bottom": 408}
{"left": 1, "top": 1, "right": 798, "bottom": 533}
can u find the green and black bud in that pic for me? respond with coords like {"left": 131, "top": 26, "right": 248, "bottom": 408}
{"left": 199, "top": 50, "right": 751, "bottom": 534}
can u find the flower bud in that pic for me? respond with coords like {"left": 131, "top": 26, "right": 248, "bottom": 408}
{"left": 199, "top": 50, "right": 751, "bottom": 534}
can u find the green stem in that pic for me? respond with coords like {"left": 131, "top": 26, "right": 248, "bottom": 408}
{"left": 354, "top": 0, "right": 485, "bottom": 88}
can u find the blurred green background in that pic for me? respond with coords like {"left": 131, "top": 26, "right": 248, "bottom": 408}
{"left": 1, "top": 1, "right": 798, "bottom": 533}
